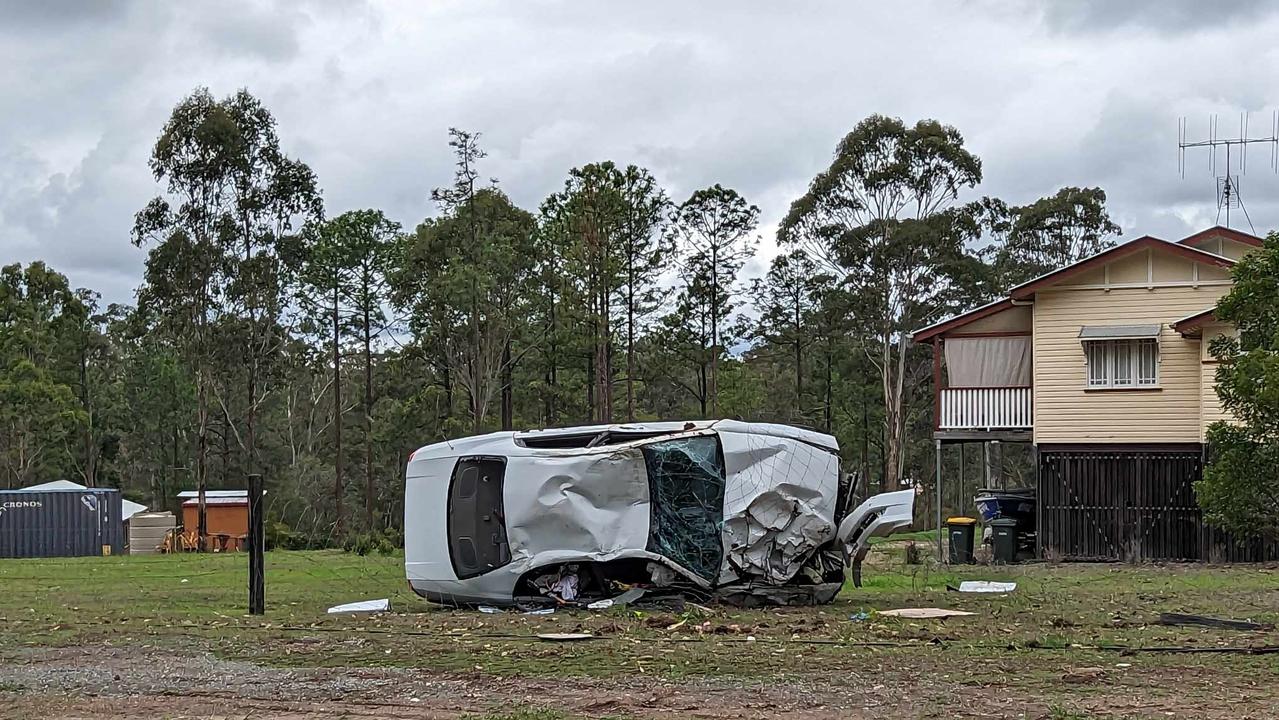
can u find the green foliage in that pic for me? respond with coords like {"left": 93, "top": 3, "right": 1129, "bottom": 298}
{"left": 978, "top": 186, "right": 1121, "bottom": 292}
{"left": 342, "top": 529, "right": 400, "bottom": 556}
{"left": 1198, "top": 232, "right": 1279, "bottom": 539}
{"left": 5, "top": 95, "right": 1130, "bottom": 549}
{"left": 779, "top": 114, "right": 982, "bottom": 489}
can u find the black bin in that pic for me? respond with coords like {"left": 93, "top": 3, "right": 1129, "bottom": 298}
{"left": 990, "top": 518, "right": 1019, "bottom": 563}
{"left": 946, "top": 517, "right": 977, "bottom": 564}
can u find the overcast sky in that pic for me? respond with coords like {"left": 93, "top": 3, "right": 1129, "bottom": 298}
{"left": 4, "top": 0, "right": 1279, "bottom": 304}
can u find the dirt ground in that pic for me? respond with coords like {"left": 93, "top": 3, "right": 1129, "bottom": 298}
{"left": 4, "top": 641, "right": 1278, "bottom": 720}
{"left": 3, "top": 551, "right": 1279, "bottom": 719}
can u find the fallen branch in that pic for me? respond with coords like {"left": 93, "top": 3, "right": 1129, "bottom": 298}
{"left": 1156, "top": 612, "right": 1273, "bottom": 632}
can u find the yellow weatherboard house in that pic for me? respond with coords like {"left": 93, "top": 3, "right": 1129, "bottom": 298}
{"left": 914, "top": 226, "right": 1268, "bottom": 562}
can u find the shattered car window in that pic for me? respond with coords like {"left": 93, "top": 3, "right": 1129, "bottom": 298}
{"left": 642, "top": 436, "right": 725, "bottom": 583}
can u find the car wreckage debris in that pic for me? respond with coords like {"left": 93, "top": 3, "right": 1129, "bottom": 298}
{"left": 404, "top": 421, "right": 917, "bottom": 608}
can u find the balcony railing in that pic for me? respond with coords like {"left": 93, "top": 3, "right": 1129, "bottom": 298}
{"left": 939, "top": 386, "right": 1033, "bottom": 430}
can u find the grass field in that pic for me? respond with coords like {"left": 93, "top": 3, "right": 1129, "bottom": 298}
{"left": 1, "top": 547, "right": 1277, "bottom": 718}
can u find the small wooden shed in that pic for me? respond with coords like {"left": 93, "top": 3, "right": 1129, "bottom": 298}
{"left": 178, "top": 491, "right": 249, "bottom": 551}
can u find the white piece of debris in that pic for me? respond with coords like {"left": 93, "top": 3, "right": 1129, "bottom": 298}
{"left": 957, "top": 581, "right": 1017, "bottom": 594}
{"left": 327, "top": 598, "right": 390, "bottom": 614}
{"left": 536, "top": 632, "right": 595, "bottom": 642}
{"left": 879, "top": 608, "right": 975, "bottom": 619}
{"left": 587, "top": 587, "right": 647, "bottom": 610}
{"left": 478, "top": 605, "right": 504, "bottom": 614}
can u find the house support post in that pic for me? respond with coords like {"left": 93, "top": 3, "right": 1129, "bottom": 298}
{"left": 932, "top": 338, "right": 942, "bottom": 430}
{"left": 1032, "top": 444, "right": 1042, "bottom": 559}
{"left": 935, "top": 438, "right": 944, "bottom": 564}
{"left": 983, "top": 441, "right": 992, "bottom": 488}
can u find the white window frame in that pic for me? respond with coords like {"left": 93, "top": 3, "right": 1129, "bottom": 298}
{"left": 1084, "top": 338, "right": 1160, "bottom": 389}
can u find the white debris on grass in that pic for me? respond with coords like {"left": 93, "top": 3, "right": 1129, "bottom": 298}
{"left": 957, "top": 581, "right": 1017, "bottom": 593}
{"left": 879, "top": 608, "right": 975, "bottom": 619}
{"left": 326, "top": 598, "right": 390, "bottom": 614}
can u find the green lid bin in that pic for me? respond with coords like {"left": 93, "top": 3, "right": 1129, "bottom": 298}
{"left": 990, "top": 518, "right": 1019, "bottom": 564}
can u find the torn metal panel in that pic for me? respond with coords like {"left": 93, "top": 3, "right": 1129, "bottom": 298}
{"left": 718, "top": 428, "right": 839, "bottom": 584}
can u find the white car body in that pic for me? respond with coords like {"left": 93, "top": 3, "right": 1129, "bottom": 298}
{"left": 404, "top": 420, "right": 914, "bottom": 606}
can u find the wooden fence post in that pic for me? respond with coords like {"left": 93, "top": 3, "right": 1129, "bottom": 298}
{"left": 247, "top": 473, "right": 265, "bottom": 615}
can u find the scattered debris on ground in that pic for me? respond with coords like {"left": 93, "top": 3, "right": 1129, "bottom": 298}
{"left": 1157, "top": 612, "right": 1273, "bottom": 631}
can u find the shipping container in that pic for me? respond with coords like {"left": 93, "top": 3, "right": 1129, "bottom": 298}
{"left": 0, "top": 489, "right": 124, "bottom": 558}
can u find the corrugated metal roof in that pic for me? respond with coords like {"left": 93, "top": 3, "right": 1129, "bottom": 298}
{"left": 176, "top": 490, "right": 248, "bottom": 499}
{"left": 1078, "top": 324, "right": 1161, "bottom": 340}
{"left": 181, "top": 497, "right": 247, "bottom": 506}
{"left": 18, "top": 480, "right": 148, "bottom": 521}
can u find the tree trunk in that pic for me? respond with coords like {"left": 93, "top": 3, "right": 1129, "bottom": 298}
{"left": 220, "top": 410, "right": 229, "bottom": 487}
{"left": 880, "top": 327, "right": 898, "bottom": 493}
{"left": 793, "top": 292, "right": 803, "bottom": 421}
{"left": 245, "top": 229, "right": 257, "bottom": 479}
{"left": 824, "top": 336, "right": 833, "bottom": 433}
{"left": 197, "top": 370, "right": 208, "bottom": 550}
{"left": 363, "top": 298, "right": 374, "bottom": 531}
{"left": 596, "top": 281, "right": 611, "bottom": 423}
{"left": 332, "top": 283, "right": 343, "bottom": 535}
{"left": 544, "top": 275, "right": 558, "bottom": 425}
{"left": 626, "top": 251, "right": 636, "bottom": 423}
{"left": 79, "top": 342, "right": 94, "bottom": 487}
{"left": 500, "top": 340, "right": 513, "bottom": 430}
{"left": 709, "top": 244, "right": 719, "bottom": 417}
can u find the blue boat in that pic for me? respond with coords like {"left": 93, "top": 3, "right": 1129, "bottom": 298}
{"left": 973, "top": 488, "right": 1036, "bottom": 533}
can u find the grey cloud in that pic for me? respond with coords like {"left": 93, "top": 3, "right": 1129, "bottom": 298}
{"left": 5, "top": 0, "right": 1279, "bottom": 306}
{"left": 0, "top": 0, "right": 135, "bottom": 32}
{"left": 1041, "top": 0, "right": 1273, "bottom": 34}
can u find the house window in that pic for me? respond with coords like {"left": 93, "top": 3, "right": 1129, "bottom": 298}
{"left": 1085, "top": 339, "right": 1159, "bottom": 388}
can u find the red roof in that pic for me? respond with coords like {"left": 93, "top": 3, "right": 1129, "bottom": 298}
{"left": 1172, "top": 307, "right": 1218, "bottom": 336}
{"left": 1178, "top": 226, "right": 1263, "bottom": 249}
{"left": 912, "top": 298, "right": 1016, "bottom": 343}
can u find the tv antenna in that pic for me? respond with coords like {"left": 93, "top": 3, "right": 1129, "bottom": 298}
{"left": 1178, "top": 112, "right": 1278, "bottom": 234}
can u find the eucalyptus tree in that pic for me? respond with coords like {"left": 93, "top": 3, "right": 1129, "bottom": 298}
{"left": 395, "top": 129, "right": 538, "bottom": 433}
{"left": 0, "top": 262, "right": 89, "bottom": 486}
{"left": 298, "top": 221, "right": 351, "bottom": 532}
{"left": 980, "top": 186, "right": 1121, "bottom": 291}
{"left": 615, "top": 166, "right": 672, "bottom": 421}
{"left": 670, "top": 184, "right": 759, "bottom": 417}
{"left": 134, "top": 87, "right": 321, "bottom": 543}
{"left": 218, "top": 90, "right": 322, "bottom": 473}
{"left": 330, "top": 210, "right": 401, "bottom": 529}
{"left": 539, "top": 162, "right": 628, "bottom": 422}
{"left": 779, "top": 115, "right": 981, "bottom": 490}
{"left": 749, "top": 249, "right": 833, "bottom": 422}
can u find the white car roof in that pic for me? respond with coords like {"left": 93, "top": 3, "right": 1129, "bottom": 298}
{"left": 410, "top": 420, "right": 837, "bottom": 463}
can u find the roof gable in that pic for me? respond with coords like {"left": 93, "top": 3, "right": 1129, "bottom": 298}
{"left": 912, "top": 233, "right": 1238, "bottom": 343}
{"left": 1178, "top": 226, "right": 1263, "bottom": 249}
{"left": 1008, "top": 236, "right": 1233, "bottom": 300}
{"left": 912, "top": 298, "right": 1016, "bottom": 342}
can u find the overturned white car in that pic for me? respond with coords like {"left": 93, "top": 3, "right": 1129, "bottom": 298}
{"left": 404, "top": 420, "right": 914, "bottom": 607}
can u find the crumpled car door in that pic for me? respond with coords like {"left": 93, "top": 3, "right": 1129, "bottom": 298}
{"left": 835, "top": 489, "right": 916, "bottom": 586}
